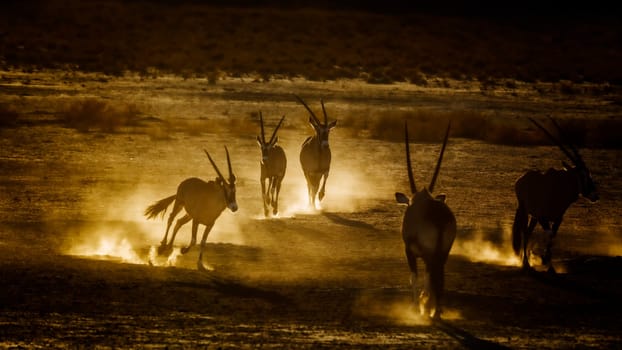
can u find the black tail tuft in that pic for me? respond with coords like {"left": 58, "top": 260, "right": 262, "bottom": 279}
{"left": 512, "top": 202, "right": 527, "bottom": 255}
{"left": 144, "top": 195, "right": 176, "bottom": 220}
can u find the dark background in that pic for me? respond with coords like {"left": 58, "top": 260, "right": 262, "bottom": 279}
{"left": 1, "top": 0, "right": 621, "bottom": 84}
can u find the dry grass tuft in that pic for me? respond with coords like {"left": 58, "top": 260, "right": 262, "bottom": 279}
{"left": 340, "top": 109, "right": 622, "bottom": 148}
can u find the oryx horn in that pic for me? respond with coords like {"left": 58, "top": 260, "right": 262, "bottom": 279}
{"left": 225, "top": 146, "right": 235, "bottom": 183}
{"left": 259, "top": 111, "right": 266, "bottom": 143}
{"left": 429, "top": 122, "right": 451, "bottom": 193}
{"left": 321, "top": 99, "right": 328, "bottom": 125}
{"left": 528, "top": 117, "right": 579, "bottom": 166}
{"left": 268, "top": 115, "right": 285, "bottom": 145}
{"left": 295, "top": 94, "right": 321, "bottom": 125}
{"left": 546, "top": 116, "right": 584, "bottom": 166}
{"left": 205, "top": 149, "right": 226, "bottom": 184}
{"left": 404, "top": 121, "right": 417, "bottom": 194}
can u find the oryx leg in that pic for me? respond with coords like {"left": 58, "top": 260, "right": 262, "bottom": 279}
{"left": 268, "top": 177, "right": 275, "bottom": 207}
{"left": 261, "top": 176, "right": 269, "bottom": 217}
{"left": 304, "top": 173, "right": 318, "bottom": 209}
{"left": 522, "top": 216, "right": 538, "bottom": 270}
{"left": 428, "top": 263, "right": 445, "bottom": 320}
{"left": 318, "top": 171, "right": 329, "bottom": 202}
{"left": 158, "top": 203, "right": 184, "bottom": 255}
{"left": 197, "top": 222, "right": 215, "bottom": 272}
{"left": 543, "top": 219, "right": 562, "bottom": 274}
{"left": 168, "top": 214, "right": 191, "bottom": 246}
{"left": 405, "top": 249, "right": 420, "bottom": 310}
{"left": 162, "top": 200, "right": 183, "bottom": 246}
{"left": 272, "top": 177, "right": 282, "bottom": 215}
{"left": 181, "top": 220, "right": 199, "bottom": 254}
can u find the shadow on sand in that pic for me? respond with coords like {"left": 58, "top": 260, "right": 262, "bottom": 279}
{"left": 172, "top": 274, "right": 291, "bottom": 306}
{"left": 435, "top": 319, "right": 510, "bottom": 350}
{"left": 526, "top": 255, "right": 622, "bottom": 302}
{"left": 322, "top": 212, "right": 376, "bottom": 230}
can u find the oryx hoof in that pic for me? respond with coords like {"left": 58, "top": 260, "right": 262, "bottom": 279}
{"left": 273, "top": 208, "right": 278, "bottom": 216}
{"left": 318, "top": 191, "right": 325, "bottom": 201}
{"left": 264, "top": 209, "right": 270, "bottom": 217}
{"left": 431, "top": 309, "right": 441, "bottom": 321}
{"left": 521, "top": 262, "right": 533, "bottom": 274}
{"left": 197, "top": 260, "right": 214, "bottom": 272}
{"left": 546, "top": 265, "right": 557, "bottom": 275}
{"left": 181, "top": 246, "right": 192, "bottom": 254}
{"left": 157, "top": 244, "right": 173, "bottom": 256}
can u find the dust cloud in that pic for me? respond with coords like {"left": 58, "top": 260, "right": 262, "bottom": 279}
{"left": 353, "top": 291, "right": 462, "bottom": 326}
{"left": 451, "top": 224, "right": 519, "bottom": 267}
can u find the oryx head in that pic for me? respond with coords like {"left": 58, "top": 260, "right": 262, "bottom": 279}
{"left": 529, "top": 117, "right": 599, "bottom": 202}
{"left": 295, "top": 95, "right": 337, "bottom": 149}
{"left": 205, "top": 147, "right": 238, "bottom": 212}
{"left": 395, "top": 121, "right": 451, "bottom": 206}
{"left": 256, "top": 111, "right": 285, "bottom": 163}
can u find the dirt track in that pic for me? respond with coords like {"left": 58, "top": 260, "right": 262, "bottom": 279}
{"left": 1, "top": 73, "right": 622, "bottom": 349}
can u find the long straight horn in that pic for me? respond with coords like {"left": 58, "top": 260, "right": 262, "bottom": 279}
{"left": 205, "top": 149, "right": 226, "bottom": 183}
{"left": 321, "top": 99, "right": 328, "bottom": 125}
{"left": 225, "top": 146, "right": 235, "bottom": 183}
{"left": 259, "top": 111, "right": 266, "bottom": 143}
{"left": 547, "top": 116, "right": 583, "bottom": 166}
{"left": 404, "top": 121, "right": 417, "bottom": 194}
{"left": 294, "top": 94, "right": 320, "bottom": 125}
{"left": 268, "top": 115, "right": 285, "bottom": 144}
{"left": 429, "top": 122, "right": 451, "bottom": 193}
{"left": 528, "top": 117, "right": 578, "bottom": 165}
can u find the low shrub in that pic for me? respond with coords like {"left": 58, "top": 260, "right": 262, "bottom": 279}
{"left": 62, "top": 98, "right": 141, "bottom": 133}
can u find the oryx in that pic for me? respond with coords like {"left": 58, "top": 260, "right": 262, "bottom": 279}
{"left": 395, "top": 121, "right": 455, "bottom": 319}
{"left": 512, "top": 117, "right": 599, "bottom": 273}
{"left": 257, "top": 111, "right": 287, "bottom": 217}
{"left": 295, "top": 95, "right": 337, "bottom": 210}
{"left": 144, "top": 147, "right": 238, "bottom": 271}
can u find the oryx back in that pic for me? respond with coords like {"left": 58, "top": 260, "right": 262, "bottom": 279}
{"left": 300, "top": 136, "right": 331, "bottom": 175}
{"left": 262, "top": 146, "right": 287, "bottom": 179}
{"left": 176, "top": 177, "right": 227, "bottom": 225}
{"left": 515, "top": 169, "right": 580, "bottom": 220}
{"left": 403, "top": 190, "right": 456, "bottom": 263}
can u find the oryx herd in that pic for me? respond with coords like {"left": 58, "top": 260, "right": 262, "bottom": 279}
{"left": 145, "top": 95, "right": 599, "bottom": 319}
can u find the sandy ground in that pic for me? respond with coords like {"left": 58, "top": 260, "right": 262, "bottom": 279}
{"left": 1, "top": 72, "right": 622, "bottom": 349}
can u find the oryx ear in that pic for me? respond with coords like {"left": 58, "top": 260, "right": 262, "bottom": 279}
{"left": 395, "top": 192, "right": 410, "bottom": 205}
{"left": 562, "top": 161, "right": 572, "bottom": 170}
{"left": 271, "top": 136, "right": 279, "bottom": 145}
{"left": 309, "top": 116, "right": 317, "bottom": 126}
{"left": 435, "top": 194, "right": 446, "bottom": 202}
{"left": 256, "top": 135, "right": 262, "bottom": 146}
{"left": 328, "top": 120, "right": 337, "bottom": 129}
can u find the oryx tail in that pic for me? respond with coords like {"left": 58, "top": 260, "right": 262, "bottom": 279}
{"left": 144, "top": 194, "right": 176, "bottom": 220}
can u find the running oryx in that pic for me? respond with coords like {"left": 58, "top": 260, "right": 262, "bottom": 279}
{"left": 295, "top": 95, "right": 337, "bottom": 210}
{"left": 257, "top": 111, "right": 287, "bottom": 217}
{"left": 395, "top": 121, "right": 455, "bottom": 319}
{"left": 512, "top": 117, "right": 599, "bottom": 273}
{"left": 144, "top": 147, "right": 238, "bottom": 271}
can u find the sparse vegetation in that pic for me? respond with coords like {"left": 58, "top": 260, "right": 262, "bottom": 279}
{"left": 0, "top": 1, "right": 620, "bottom": 85}
{"left": 339, "top": 109, "right": 622, "bottom": 148}
{"left": 62, "top": 98, "right": 141, "bottom": 133}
